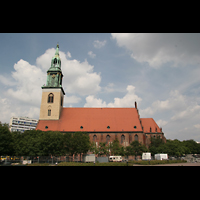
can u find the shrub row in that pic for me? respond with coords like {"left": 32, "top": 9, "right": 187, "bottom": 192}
{"left": 130, "top": 159, "right": 187, "bottom": 165}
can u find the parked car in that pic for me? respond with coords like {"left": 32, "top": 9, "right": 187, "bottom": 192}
{"left": 109, "top": 156, "right": 122, "bottom": 162}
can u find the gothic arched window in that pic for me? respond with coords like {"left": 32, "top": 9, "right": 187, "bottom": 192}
{"left": 48, "top": 93, "right": 54, "bottom": 103}
{"left": 106, "top": 135, "right": 110, "bottom": 144}
{"left": 48, "top": 109, "right": 51, "bottom": 116}
{"left": 93, "top": 135, "right": 97, "bottom": 141}
{"left": 129, "top": 134, "right": 132, "bottom": 143}
{"left": 121, "top": 135, "right": 125, "bottom": 144}
{"left": 134, "top": 134, "right": 138, "bottom": 141}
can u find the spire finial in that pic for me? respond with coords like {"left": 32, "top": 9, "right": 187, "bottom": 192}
{"left": 55, "top": 43, "right": 59, "bottom": 55}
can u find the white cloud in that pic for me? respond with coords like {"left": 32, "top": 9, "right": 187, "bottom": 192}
{"left": 84, "top": 95, "right": 107, "bottom": 107}
{"left": 156, "top": 119, "right": 168, "bottom": 127}
{"left": 36, "top": 48, "right": 101, "bottom": 96}
{"left": 0, "top": 74, "right": 16, "bottom": 86}
{"left": 139, "top": 88, "right": 200, "bottom": 140}
{"left": 140, "top": 90, "right": 187, "bottom": 116}
{"left": 111, "top": 33, "right": 200, "bottom": 68}
{"left": 141, "top": 107, "right": 154, "bottom": 116}
{"left": 93, "top": 40, "right": 107, "bottom": 48}
{"left": 84, "top": 85, "right": 142, "bottom": 108}
{"left": 36, "top": 48, "right": 55, "bottom": 70}
{"left": 194, "top": 124, "right": 200, "bottom": 129}
{"left": 103, "top": 83, "right": 115, "bottom": 93}
{"left": 0, "top": 95, "right": 40, "bottom": 123}
{"left": 171, "top": 104, "right": 200, "bottom": 121}
{"left": 107, "top": 85, "right": 142, "bottom": 107}
{"left": 66, "top": 51, "right": 71, "bottom": 58}
{"left": 0, "top": 97, "right": 12, "bottom": 122}
{"left": 88, "top": 51, "right": 96, "bottom": 58}
{"left": 64, "top": 95, "right": 81, "bottom": 104}
{"left": 0, "top": 47, "right": 102, "bottom": 123}
{"left": 7, "top": 59, "right": 44, "bottom": 106}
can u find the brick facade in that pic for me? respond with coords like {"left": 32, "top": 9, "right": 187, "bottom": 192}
{"left": 37, "top": 106, "right": 166, "bottom": 148}
{"left": 89, "top": 132, "right": 145, "bottom": 146}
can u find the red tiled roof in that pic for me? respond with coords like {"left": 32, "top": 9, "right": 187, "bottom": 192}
{"left": 36, "top": 107, "right": 143, "bottom": 132}
{"left": 140, "top": 118, "right": 161, "bottom": 133}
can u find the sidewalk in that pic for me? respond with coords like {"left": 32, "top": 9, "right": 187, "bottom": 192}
{"left": 133, "top": 162, "right": 200, "bottom": 166}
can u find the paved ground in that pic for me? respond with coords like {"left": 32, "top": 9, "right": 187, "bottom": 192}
{"left": 133, "top": 162, "right": 200, "bottom": 166}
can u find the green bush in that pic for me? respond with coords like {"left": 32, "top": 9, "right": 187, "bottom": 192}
{"left": 130, "top": 159, "right": 187, "bottom": 165}
{"left": 28, "top": 163, "right": 51, "bottom": 166}
{"left": 27, "top": 159, "right": 187, "bottom": 166}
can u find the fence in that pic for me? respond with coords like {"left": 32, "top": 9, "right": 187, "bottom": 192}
{"left": 0, "top": 155, "right": 81, "bottom": 165}
{"left": 1, "top": 154, "right": 199, "bottom": 165}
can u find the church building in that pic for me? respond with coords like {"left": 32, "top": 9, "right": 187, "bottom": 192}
{"left": 36, "top": 45, "right": 166, "bottom": 148}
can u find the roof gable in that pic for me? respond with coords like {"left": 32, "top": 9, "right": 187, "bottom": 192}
{"left": 140, "top": 118, "right": 161, "bottom": 133}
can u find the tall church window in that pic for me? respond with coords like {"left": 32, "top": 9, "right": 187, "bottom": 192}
{"left": 106, "top": 135, "right": 110, "bottom": 144}
{"left": 129, "top": 134, "right": 132, "bottom": 143}
{"left": 134, "top": 134, "right": 138, "bottom": 141}
{"left": 93, "top": 135, "right": 97, "bottom": 141}
{"left": 121, "top": 135, "right": 125, "bottom": 144}
{"left": 48, "top": 109, "right": 51, "bottom": 116}
{"left": 48, "top": 93, "right": 54, "bottom": 103}
{"left": 101, "top": 134, "right": 103, "bottom": 142}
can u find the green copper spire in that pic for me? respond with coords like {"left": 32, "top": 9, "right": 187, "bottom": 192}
{"left": 42, "top": 44, "right": 64, "bottom": 93}
{"left": 50, "top": 44, "right": 61, "bottom": 70}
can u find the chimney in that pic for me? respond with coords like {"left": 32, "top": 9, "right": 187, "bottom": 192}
{"left": 135, "top": 101, "right": 137, "bottom": 109}
{"left": 160, "top": 127, "right": 162, "bottom": 132}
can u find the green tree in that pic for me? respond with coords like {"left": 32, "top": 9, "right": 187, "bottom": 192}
{"left": 23, "top": 130, "right": 43, "bottom": 158}
{"left": 63, "top": 132, "right": 73, "bottom": 155}
{"left": 11, "top": 131, "right": 26, "bottom": 156}
{"left": 0, "top": 122, "right": 14, "bottom": 155}
{"left": 119, "top": 146, "right": 125, "bottom": 156}
{"left": 97, "top": 142, "right": 109, "bottom": 156}
{"left": 125, "top": 145, "right": 133, "bottom": 157}
{"left": 110, "top": 138, "right": 121, "bottom": 156}
{"left": 43, "top": 131, "right": 67, "bottom": 156}
{"left": 70, "top": 132, "right": 91, "bottom": 161}
{"left": 182, "top": 140, "right": 200, "bottom": 154}
{"left": 12, "top": 130, "right": 68, "bottom": 157}
{"left": 90, "top": 141, "right": 99, "bottom": 155}
{"left": 149, "top": 136, "right": 164, "bottom": 155}
{"left": 128, "top": 141, "right": 148, "bottom": 159}
{"left": 157, "top": 139, "right": 188, "bottom": 157}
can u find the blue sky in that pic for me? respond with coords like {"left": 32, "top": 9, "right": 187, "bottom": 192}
{"left": 0, "top": 33, "right": 200, "bottom": 141}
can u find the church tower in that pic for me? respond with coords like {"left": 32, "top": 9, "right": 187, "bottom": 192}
{"left": 39, "top": 44, "right": 65, "bottom": 120}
